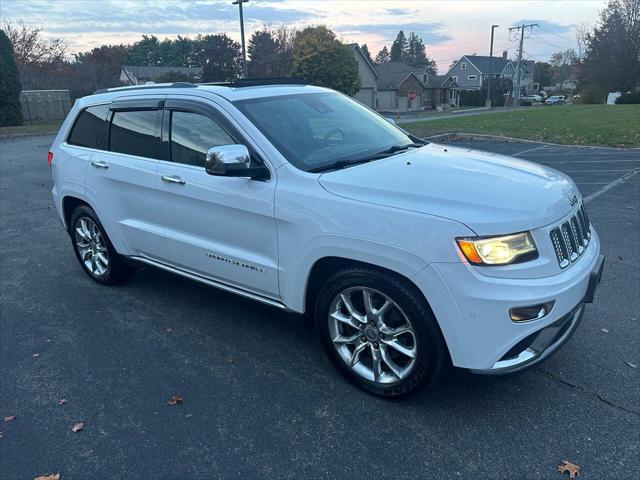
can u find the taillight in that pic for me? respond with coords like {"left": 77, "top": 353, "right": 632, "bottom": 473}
{"left": 47, "top": 151, "right": 53, "bottom": 165}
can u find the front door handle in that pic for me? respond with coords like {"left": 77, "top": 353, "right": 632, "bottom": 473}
{"left": 90, "top": 160, "right": 109, "bottom": 169}
{"left": 161, "top": 175, "right": 186, "bottom": 185}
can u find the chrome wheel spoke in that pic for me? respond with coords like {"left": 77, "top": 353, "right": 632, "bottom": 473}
{"left": 330, "top": 311, "right": 360, "bottom": 329}
{"left": 350, "top": 342, "right": 367, "bottom": 367}
{"left": 371, "top": 345, "right": 383, "bottom": 382}
{"left": 74, "top": 217, "right": 109, "bottom": 276}
{"left": 380, "top": 345, "right": 403, "bottom": 379}
{"left": 340, "top": 293, "right": 366, "bottom": 324}
{"left": 381, "top": 338, "right": 416, "bottom": 359}
{"left": 333, "top": 332, "right": 361, "bottom": 345}
{"left": 362, "top": 288, "right": 376, "bottom": 316}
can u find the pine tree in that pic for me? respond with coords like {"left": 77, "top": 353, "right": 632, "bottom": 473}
{"left": 360, "top": 44, "right": 373, "bottom": 64}
{"left": 375, "top": 46, "right": 391, "bottom": 64}
{"left": 390, "top": 31, "right": 407, "bottom": 62}
{"left": 0, "top": 29, "right": 23, "bottom": 126}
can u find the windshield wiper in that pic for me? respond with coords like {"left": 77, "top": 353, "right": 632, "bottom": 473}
{"left": 309, "top": 143, "right": 424, "bottom": 173}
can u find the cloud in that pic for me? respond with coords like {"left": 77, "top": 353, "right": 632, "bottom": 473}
{"left": 384, "top": 8, "right": 419, "bottom": 16}
{"left": 336, "top": 22, "right": 451, "bottom": 45}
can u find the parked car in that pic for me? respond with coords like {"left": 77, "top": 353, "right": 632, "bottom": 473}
{"left": 49, "top": 81, "right": 604, "bottom": 398}
{"left": 545, "top": 95, "right": 566, "bottom": 105}
{"left": 523, "top": 94, "right": 543, "bottom": 102}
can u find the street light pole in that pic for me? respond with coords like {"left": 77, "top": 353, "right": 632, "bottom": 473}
{"left": 232, "top": 0, "right": 249, "bottom": 77}
{"left": 486, "top": 24, "right": 499, "bottom": 107}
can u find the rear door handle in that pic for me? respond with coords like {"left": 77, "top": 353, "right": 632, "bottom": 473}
{"left": 90, "top": 160, "right": 109, "bottom": 169}
{"left": 161, "top": 175, "right": 186, "bottom": 185}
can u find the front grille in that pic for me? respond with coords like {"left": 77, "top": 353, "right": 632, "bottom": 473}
{"left": 549, "top": 204, "right": 591, "bottom": 269}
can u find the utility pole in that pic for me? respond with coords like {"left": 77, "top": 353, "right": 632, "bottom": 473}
{"left": 486, "top": 24, "right": 499, "bottom": 108}
{"left": 232, "top": 0, "right": 249, "bottom": 77}
{"left": 509, "top": 23, "right": 537, "bottom": 106}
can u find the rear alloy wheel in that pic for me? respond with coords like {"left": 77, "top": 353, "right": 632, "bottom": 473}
{"left": 70, "top": 205, "right": 135, "bottom": 285}
{"left": 316, "top": 268, "right": 447, "bottom": 398}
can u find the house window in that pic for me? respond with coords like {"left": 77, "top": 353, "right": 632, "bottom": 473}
{"left": 452, "top": 76, "right": 457, "bottom": 82}
{"left": 461, "top": 62, "right": 466, "bottom": 70}
{"left": 467, "top": 75, "right": 477, "bottom": 80}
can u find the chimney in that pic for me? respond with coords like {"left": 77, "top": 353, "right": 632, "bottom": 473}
{"left": 502, "top": 51, "right": 508, "bottom": 60}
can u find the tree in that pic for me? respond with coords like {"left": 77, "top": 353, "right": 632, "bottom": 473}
{"left": 579, "top": 0, "right": 640, "bottom": 101}
{"left": 375, "top": 46, "right": 391, "bottom": 64}
{"left": 2, "top": 21, "right": 67, "bottom": 85}
{"left": 390, "top": 30, "right": 407, "bottom": 62}
{"left": 534, "top": 61, "right": 553, "bottom": 88}
{"left": 360, "top": 44, "right": 373, "bottom": 64}
{"left": 247, "top": 27, "right": 294, "bottom": 77}
{"left": 201, "top": 34, "right": 242, "bottom": 82}
{"left": 549, "top": 48, "right": 579, "bottom": 85}
{"left": 0, "top": 29, "right": 23, "bottom": 126}
{"left": 155, "top": 70, "right": 198, "bottom": 83}
{"left": 291, "top": 26, "right": 361, "bottom": 96}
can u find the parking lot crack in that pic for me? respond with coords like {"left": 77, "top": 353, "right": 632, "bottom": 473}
{"left": 540, "top": 368, "right": 639, "bottom": 416}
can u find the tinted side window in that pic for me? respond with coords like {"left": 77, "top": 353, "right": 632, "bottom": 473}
{"left": 170, "top": 110, "right": 234, "bottom": 167}
{"left": 110, "top": 110, "right": 162, "bottom": 159}
{"left": 67, "top": 104, "right": 110, "bottom": 150}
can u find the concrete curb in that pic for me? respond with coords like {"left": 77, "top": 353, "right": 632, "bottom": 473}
{"left": 422, "top": 132, "right": 640, "bottom": 151}
{"left": 0, "top": 131, "right": 57, "bottom": 140}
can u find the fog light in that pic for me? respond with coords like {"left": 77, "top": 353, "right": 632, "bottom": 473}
{"left": 509, "top": 301, "right": 555, "bottom": 322}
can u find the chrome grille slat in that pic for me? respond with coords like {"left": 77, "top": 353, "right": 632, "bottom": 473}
{"left": 549, "top": 203, "right": 591, "bottom": 269}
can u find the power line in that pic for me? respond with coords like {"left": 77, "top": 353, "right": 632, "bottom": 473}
{"left": 536, "top": 24, "right": 576, "bottom": 44}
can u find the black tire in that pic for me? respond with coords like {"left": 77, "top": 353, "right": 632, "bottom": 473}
{"left": 315, "top": 267, "right": 448, "bottom": 398}
{"left": 69, "top": 205, "right": 135, "bottom": 285}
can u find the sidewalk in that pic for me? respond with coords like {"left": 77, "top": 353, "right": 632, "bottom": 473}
{"left": 394, "top": 107, "right": 512, "bottom": 125}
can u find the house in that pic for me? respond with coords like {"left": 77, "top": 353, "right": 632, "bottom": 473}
{"left": 446, "top": 53, "right": 534, "bottom": 93}
{"left": 375, "top": 62, "right": 459, "bottom": 112}
{"left": 120, "top": 66, "right": 202, "bottom": 85}
{"left": 349, "top": 44, "right": 379, "bottom": 108}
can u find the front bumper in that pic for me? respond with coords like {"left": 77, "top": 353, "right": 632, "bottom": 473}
{"left": 411, "top": 230, "right": 602, "bottom": 370}
{"left": 472, "top": 254, "right": 604, "bottom": 374}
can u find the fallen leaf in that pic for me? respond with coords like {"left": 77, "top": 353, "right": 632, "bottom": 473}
{"left": 558, "top": 460, "right": 580, "bottom": 478}
{"left": 601, "top": 328, "right": 609, "bottom": 333}
{"left": 58, "top": 399, "right": 66, "bottom": 406}
{"left": 167, "top": 395, "right": 183, "bottom": 406}
{"left": 165, "top": 328, "right": 173, "bottom": 333}
{"left": 34, "top": 473, "right": 60, "bottom": 480}
{"left": 71, "top": 422, "right": 83, "bottom": 432}
{"left": 626, "top": 362, "right": 638, "bottom": 368}
{"left": 0, "top": 431, "right": 3, "bottom": 438}
{"left": 4, "top": 416, "right": 15, "bottom": 423}
{"left": 227, "top": 356, "right": 235, "bottom": 365}
{"left": 33, "top": 353, "right": 40, "bottom": 357}
{"left": 186, "top": 413, "right": 193, "bottom": 418}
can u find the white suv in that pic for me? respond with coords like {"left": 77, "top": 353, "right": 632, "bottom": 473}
{"left": 50, "top": 81, "right": 604, "bottom": 398}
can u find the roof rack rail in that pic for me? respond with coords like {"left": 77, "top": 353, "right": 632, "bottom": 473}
{"left": 93, "top": 82, "right": 197, "bottom": 95}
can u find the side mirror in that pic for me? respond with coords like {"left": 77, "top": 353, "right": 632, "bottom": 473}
{"left": 205, "top": 145, "right": 268, "bottom": 180}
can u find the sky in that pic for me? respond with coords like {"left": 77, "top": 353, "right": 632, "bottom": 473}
{"left": 0, "top": 0, "right": 607, "bottom": 72}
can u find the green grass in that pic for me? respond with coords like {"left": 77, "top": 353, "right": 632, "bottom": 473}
{"left": 0, "top": 120, "right": 62, "bottom": 137}
{"left": 403, "top": 105, "right": 640, "bottom": 147}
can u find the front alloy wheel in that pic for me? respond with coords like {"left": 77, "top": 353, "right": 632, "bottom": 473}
{"left": 328, "top": 287, "right": 417, "bottom": 383}
{"left": 315, "top": 267, "right": 447, "bottom": 398}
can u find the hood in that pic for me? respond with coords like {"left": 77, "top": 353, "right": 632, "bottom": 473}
{"left": 318, "top": 143, "right": 579, "bottom": 235}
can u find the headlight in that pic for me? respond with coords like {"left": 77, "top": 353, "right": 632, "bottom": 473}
{"left": 456, "top": 232, "right": 537, "bottom": 265}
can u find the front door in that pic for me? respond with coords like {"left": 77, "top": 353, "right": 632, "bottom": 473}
{"left": 156, "top": 98, "right": 279, "bottom": 298}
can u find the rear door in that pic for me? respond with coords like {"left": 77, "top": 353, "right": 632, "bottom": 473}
{"left": 85, "top": 97, "right": 167, "bottom": 260}
{"left": 156, "top": 97, "right": 279, "bottom": 298}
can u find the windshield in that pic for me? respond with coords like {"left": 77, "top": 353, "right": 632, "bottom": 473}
{"left": 234, "top": 92, "right": 416, "bottom": 172}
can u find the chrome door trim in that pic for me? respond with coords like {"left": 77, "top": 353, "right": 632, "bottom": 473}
{"left": 161, "top": 175, "right": 186, "bottom": 185}
{"left": 128, "top": 254, "right": 290, "bottom": 311}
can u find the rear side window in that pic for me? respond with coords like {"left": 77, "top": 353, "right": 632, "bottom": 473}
{"left": 169, "top": 110, "right": 234, "bottom": 167}
{"left": 67, "top": 104, "right": 110, "bottom": 150}
{"left": 110, "top": 110, "right": 162, "bottom": 159}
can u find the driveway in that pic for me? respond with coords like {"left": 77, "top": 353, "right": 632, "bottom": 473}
{"left": 1, "top": 135, "right": 638, "bottom": 479}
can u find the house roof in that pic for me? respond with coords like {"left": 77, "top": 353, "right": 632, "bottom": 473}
{"left": 462, "top": 55, "right": 510, "bottom": 74}
{"left": 426, "top": 75, "right": 457, "bottom": 88}
{"left": 348, "top": 44, "right": 379, "bottom": 79}
{"left": 121, "top": 66, "right": 202, "bottom": 80}
{"left": 375, "top": 62, "right": 425, "bottom": 90}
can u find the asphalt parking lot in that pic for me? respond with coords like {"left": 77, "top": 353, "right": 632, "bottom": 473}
{"left": 1, "top": 135, "right": 638, "bottom": 479}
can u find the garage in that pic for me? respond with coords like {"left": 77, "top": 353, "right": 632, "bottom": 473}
{"left": 354, "top": 87, "right": 375, "bottom": 108}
